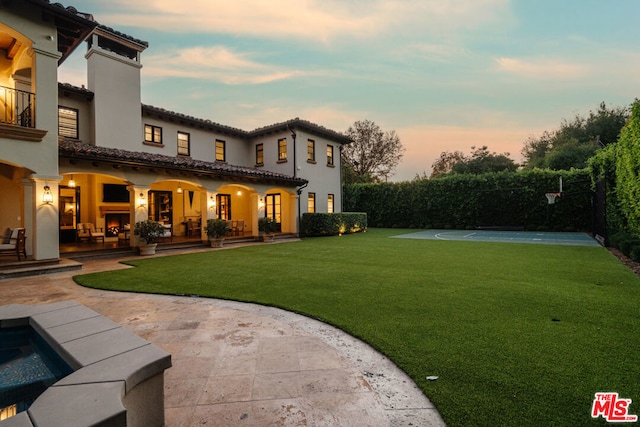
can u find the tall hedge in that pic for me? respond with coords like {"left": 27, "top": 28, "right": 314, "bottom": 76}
{"left": 589, "top": 143, "right": 625, "bottom": 234}
{"left": 344, "top": 169, "right": 592, "bottom": 231}
{"left": 614, "top": 100, "right": 640, "bottom": 235}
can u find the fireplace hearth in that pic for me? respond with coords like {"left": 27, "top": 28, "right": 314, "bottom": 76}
{"left": 105, "top": 213, "right": 130, "bottom": 237}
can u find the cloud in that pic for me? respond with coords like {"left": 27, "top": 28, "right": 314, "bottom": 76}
{"left": 96, "top": 0, "right": 511, "bottom": 44}
{"left": 495, "top": 57, "right": 587, "bottom": 80}
{"left": 143, "top": 46, "right": 308, "bottom": 84}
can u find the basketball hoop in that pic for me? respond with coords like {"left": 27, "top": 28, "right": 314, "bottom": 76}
{"left": 545, "top": 193, "right": 561, "bottom": 205}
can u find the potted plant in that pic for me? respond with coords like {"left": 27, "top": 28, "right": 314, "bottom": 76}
{"left": 205, "top": 218, "right": 231, "bottom": 247}
{"left": 134, "top": 220, "right": 165, "bottom": 255}
{"left": 258, "top": 216, "right": 277, "bottom": 243}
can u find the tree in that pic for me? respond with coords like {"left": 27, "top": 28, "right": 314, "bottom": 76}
{"left": 544, "top": 138, "right": 599, "bottom": 170}
{"left": 342, "top": 120, "right": 405, "bottom": 182}
{"left": 430, "top": 146, "right": 517, "bottom": 177}
{"left": 430, "top": 150, "right": 465, "bottom": 178}
{"left": 452, "top": 146, "right": 517, "bottom": 174}
{"left": 521, "top": 102, "right": 629, "bottom": 170}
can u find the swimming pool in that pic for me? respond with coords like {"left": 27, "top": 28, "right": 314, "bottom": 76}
{"left": 0, "top": 326, "right": 72, "bottom": 418}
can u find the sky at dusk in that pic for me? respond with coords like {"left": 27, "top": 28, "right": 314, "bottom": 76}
{"left": 58, "top": 0, "right": 640, "bottom": 181}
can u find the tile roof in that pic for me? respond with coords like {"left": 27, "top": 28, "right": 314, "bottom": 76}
{"left": 59, "top": 140, "right": 307, "bottom": 187}
{"left": 95, "top": 24, "right": 149, "bottom": 49}
{"left": 143, "top": 105, "right": 248, "bottom": 137}
{"left": 59, "top": 83, "right": 94, "bottom": 100}
{"left": 143, "top": 105, "right": 352, "bottom": 144}
{"left": 250, "top": 118, "right": 352, "bottom": 145}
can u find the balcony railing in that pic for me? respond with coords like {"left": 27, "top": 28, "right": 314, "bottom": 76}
{"left": 0, "top": 85, "right": 35, "bottom": 128}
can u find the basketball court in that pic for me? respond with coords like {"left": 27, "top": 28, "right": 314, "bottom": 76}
{"left": 391, "top": 229, "right": 601, "bottom": 247}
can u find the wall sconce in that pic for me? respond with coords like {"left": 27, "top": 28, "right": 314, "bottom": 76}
{"left": 258, "top": 196, "right": 265, "bottom": 209}
{"left": 237, "top": 190, "right": 242, "bottom": 196}
{"left": 138, "top": 192, "right": 146, "bottom": 207}
{"left": 42, "top": 185, "right": 53, "bottom": 204}
{"left": 208, "top": 195, "right": 216, "bottom": 209}
{"left": 177, "top": 184, "right": 183, "bottom": 194}
{"left": 68, "top": 175, "right": 76, "bottom": 188}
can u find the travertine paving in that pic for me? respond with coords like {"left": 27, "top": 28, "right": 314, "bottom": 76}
{"left": 1, "top": 251, "right": 445, "bottom": 427}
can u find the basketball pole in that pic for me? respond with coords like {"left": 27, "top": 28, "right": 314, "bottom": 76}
{"left": 559, "top": 176, "right": 563, "bottom": 194}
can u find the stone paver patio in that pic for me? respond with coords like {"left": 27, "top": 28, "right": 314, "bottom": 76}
{"left": 1, "top": 252, "right": 445, "bottom": 426}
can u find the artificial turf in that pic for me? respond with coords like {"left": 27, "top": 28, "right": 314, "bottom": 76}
{"left": 74, "top": 228, "right": 640, "bottom": 426}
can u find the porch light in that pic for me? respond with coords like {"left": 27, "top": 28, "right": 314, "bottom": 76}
{"left": 138, "top": 192, "right": 146, "bottom": 207}
{"left": 237, "top": 190, "right": 242, "bottom": 196}
{"left": 42, "top": 185, "right": 53, "bottom": 204}
{"left": 177, "top": 184, "right": 182, "bottom": 194}
{"left": 68, "top": 175, "right": 76, "bottom": 188}
{"left": 208, "top": 195, "right": 216, "bottom": 209}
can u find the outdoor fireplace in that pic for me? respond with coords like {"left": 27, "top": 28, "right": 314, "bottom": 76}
{"left": 105, "top": 213, "right": 129, "bottom": 237}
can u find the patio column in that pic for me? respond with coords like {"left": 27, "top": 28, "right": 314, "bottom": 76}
{"left": 130, "top": 186, "right": 150, "bottom": 247}
{"left": 29, "top": 176, "right": 60, "bottom": 260}
{"left": 249, "top": 192, "right": 259, "bottom": 237}
{"left": 253, "top": 193, "right": 267, "bottom": 238}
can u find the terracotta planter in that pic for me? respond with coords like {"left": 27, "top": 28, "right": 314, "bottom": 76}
{"left": 210, "top": 238, "right": 224, "bottom": 248}
{"left": 262, "top": 234, "right": 274, "bottom": 243}
{"left": 139, "top": 243, "right": 157, "bottom": 256}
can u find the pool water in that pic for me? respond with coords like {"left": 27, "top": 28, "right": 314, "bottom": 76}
{"left": 0, "top": 326, "right": 73, "bottom": 415}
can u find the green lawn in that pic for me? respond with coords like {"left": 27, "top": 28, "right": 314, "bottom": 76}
{"left": 75, "top": 229, "right": 640, "bottom": 426}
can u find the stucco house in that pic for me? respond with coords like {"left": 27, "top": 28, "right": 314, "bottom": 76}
{"left": 0, "top": 0, "right": 350, "bottom": 262}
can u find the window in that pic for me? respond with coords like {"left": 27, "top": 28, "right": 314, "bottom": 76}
{"left": 307, "top": 139, "right": 315, "bottom": 162}
{"left": 328, "top": 194, "right": 334, "bottom": 213}
{"left": 308, "top": 192, "right": 315, "bottom": 213}
{"left": 58, "top": 107, "right": 78, "bottom": 139}
{"left": 215, "top": 139, "right": 226, "bottom": 161}
{"left": 177, "top": 131, "right": 190, "bottom": 156}
{"left": 144, "top": 124, "right": 162, "bottom": 144}
{"left": 327, "top": 145, "right": 334, "bottom": 166}
{"left": 278, "top": 138, "right": 287, "bottom": 161}
{"left": 256, "top": 143, "right": 264, "bottom": 165}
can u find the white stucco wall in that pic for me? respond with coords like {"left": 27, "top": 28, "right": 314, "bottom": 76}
{"left": 0, "top": 8, "right": 61, "bottom": 176}
{"left": 87, "top": 46, "right": 142, "bottom": 151}
{"left": 139, "top": 114, "right": 250, "bottom": 163}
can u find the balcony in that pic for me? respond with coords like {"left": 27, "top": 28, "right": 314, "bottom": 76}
{"left": 0, "top": 85, "right": 46, "bottom": 142}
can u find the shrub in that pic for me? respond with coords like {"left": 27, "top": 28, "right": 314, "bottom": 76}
{"left": 205, "top": 218, "right": 230, "bottom": 239}
{"left": 258, "top": 217, "right": 277, "bottom": 235}
{"left": 134, "top": 220, "right": 165, "bottom": 244}
{"left": 618, "top": 237, "right": 640, "bottom": 257}
{"left": 301, "top": 212, "right": 367, "bottom": 237}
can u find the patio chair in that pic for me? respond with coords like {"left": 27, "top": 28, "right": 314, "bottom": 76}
{"left": 234, "top": 219, "right": 244, "bottom": 236}
{"left": 76, "top": 223, "right": 91, "bottom": 242}
{"left": 187, "top": 220, "right": 198, "bottom": 237}
{"left": 117, "top": 224, "right": 130, "bottom": 245}
{"left": 88, "top": 224, "right": 105, "bottom": 243}
{"left": 161, "top": 223, "right": 172, "bottom": 242}
{"left": 0, "top": 228, "right": 27, "bottom": 261}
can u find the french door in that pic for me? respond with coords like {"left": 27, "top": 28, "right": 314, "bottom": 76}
{"left": 217, "top": 194, "right": 231, "bottom": 220}
{"left": 265, "top": 193, "right": 282, "bottom": 232}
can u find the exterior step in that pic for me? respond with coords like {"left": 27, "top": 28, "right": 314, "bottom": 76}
{"left": 0, "top": 258, "right": 82, "bottom": 280}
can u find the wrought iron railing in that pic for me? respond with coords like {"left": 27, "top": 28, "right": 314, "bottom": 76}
{"left": 0, "top": 85, "right": 35, "bottom": 128}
